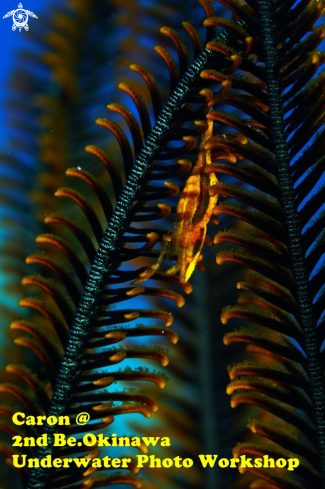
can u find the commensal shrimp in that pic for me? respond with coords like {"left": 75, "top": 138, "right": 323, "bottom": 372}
{"left": 134, "top": 118, "right": 218, "bottom": 285}
{"left": 163, "top": 118, "right": 218, "bottom": 283}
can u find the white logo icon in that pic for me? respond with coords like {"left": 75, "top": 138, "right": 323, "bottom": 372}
{"left": 3, "top": 3, "right": 38, "bottom": 32}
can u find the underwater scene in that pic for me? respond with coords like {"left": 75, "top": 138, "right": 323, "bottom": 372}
{"left": 0, "top": 0, "right": 325, "bottom": 488}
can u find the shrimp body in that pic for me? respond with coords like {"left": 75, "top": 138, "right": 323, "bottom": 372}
{"left": 166, "top": 119, "right": 218, "bottom": 283}
{"left": 133, "top": 118, "right": 218, "bottom": 287}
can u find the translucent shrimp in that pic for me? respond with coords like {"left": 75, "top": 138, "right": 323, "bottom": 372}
{"left": 134, "top": 119, "right": 218, "bottom": 285}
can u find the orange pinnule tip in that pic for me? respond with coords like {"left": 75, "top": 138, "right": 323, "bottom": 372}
{"left": 109, "top": 351, "right": 126, "bottom": 362}
{"left": 101, "top": 415, "right": 114, "bottom": 425}
{"left": 126, "top": 286, "right": 145, "bottom": 297}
